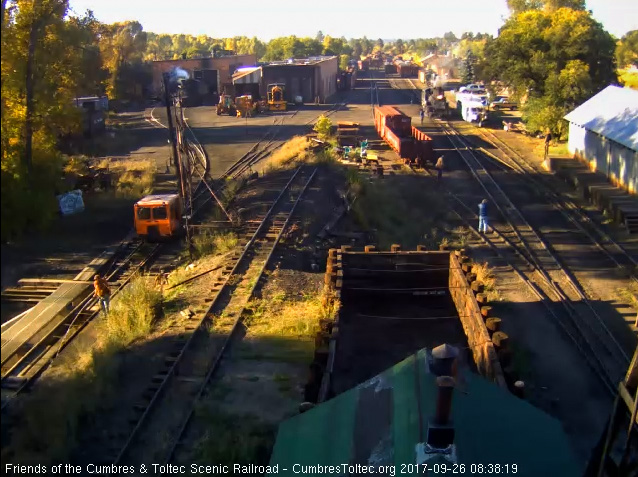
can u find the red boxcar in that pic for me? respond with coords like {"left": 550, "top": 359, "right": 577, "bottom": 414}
{"left": 374, "top": 106, "right": 435, "bottom": 166}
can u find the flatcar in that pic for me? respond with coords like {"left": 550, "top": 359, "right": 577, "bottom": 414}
{"left": 374, "top": 105, "right": 434, "bottom": 168}
{"left": 134, "top": 194, "right": 184, "bottom": 240}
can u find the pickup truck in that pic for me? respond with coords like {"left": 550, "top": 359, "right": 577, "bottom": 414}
{"left": 490, "top": 97, "right": 517, "bottom": 111}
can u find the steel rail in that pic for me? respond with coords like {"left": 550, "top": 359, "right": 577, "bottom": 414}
{"left": 442, "top": 121, "right": 631, "bottom": 363}
{"left": 415, "top": 156, "right": 619, "bottom": 395}
{"left": 438, "top": 121, "right": 629, "bottom": 387}
{"left": 476, "top": 126, "right": 638, "bottom": 274}
{"left": 112, "top": 166, "right": 306, "bottom": 465}
{"left": 0, "top": 241, "right": 165, "bottom": 409}
{"left": 163, "top": 167, "right": 318, "bottom": 465}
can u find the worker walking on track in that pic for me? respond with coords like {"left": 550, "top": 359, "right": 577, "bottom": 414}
{"left": 93, "top": 274, "right": 111, "bottom": 315}
{"left": 544, "top": 130, "right": 552, "bottom": 160}
{"left": 478, "top": 199, "right": 489, "bottom": 233}
{"left": 435, "top": 155, "right": 445, "bottom": 184}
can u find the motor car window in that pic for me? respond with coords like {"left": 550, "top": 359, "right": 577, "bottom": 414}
{"left": 152, "top": 206, "right": 168, "bottom": 220}
{"left": 137, "top": 207, "right": 151, "bottom": 220}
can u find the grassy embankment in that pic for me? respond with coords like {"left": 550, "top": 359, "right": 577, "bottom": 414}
{"left": 5, "top": 229, "right": 239, "bottom": 463}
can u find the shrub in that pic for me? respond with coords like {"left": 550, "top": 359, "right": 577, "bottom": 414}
{"left": 192, "top": 231, "right": 238, "bottom": 257}
{"left": 313, "top": 115, "right": 333, "bottom": 141}
{"left": 101, "top": 276, "right": 162, "bottom": 347}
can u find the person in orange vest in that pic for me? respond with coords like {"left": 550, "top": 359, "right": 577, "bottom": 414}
{"left": 93, "top": 274, "right": 111, "bottom": 315}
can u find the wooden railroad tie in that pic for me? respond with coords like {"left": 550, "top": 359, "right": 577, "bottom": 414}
{"left": 481, "top": 306, "right": 493, "bottom": 319}
{"left": 471, "top": 282, "right": 484, "bottom": 294}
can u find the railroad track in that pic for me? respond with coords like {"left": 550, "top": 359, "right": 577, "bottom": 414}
{"left": 436, "top": 120, "right": 631, "bottom": 394}
{"left": 1, "top": 104, "right": 212, "bottom": 409}
{"left": 0, "top": 240, "right": 174, "bottom": 408}
{"left": 474, "top": 126, "right": 638, "bottom": 283}
{"left": 110, "top": 165, "right": 317, "bottom": 466}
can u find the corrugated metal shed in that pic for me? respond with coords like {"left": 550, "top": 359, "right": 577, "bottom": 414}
{"left": 564, "top": 85, "right": 638, "bottom": 152}
{"left": 270, "top": 348, "right": 580, "bottom": 477}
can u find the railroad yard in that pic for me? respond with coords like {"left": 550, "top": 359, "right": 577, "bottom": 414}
{"left": 2, "top": 63, "right": 638, "bottom": 473}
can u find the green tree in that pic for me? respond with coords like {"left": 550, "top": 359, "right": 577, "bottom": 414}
{"left": 339, "top": 54, "right": 349, "bottom": 71}
{"left": 483, "top": 7, "right": 616, "bottom": 136}
{"left": 394, "top": 39, "right": 405, "bottom": 54}
{"left": 461, "top": 51, "right": 477, "bottom": 84}
{"left": 616, "top": 30, "right": 638, "bottom": 68}
{"left": 99, "top": 21, "right": 147, "bottom": 99}
{"left": 506, "top": 0, "right": 543, "bottom": 13}
{"left": 313, "top": 114, "right": 332, "bottom": 140}
{"left": 2, "top": 0, "right": 99, "bottom": 239}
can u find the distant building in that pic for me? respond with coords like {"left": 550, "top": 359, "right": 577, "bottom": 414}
{"left": 72, "top": 96, "right": 108, "bottom": 137}
{"left": 564, "top": 85, "right": 638, "bottom": 193}
{"left": 149, "top": 54, "right": 257, "bottom": 101}
{"left": 419, "top": 53, "right": 459, "bottom": 81}
{"left": 261, "top": 56, "right": 338, "bottom": 104}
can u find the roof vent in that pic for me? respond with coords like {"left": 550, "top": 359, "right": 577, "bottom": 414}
{"left": 429, "top": 343, "right": 459, "bottom": 376}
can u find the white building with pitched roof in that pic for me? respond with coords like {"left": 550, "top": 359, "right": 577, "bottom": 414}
{"left": 564, "top": 85, "right": 638, "bottom": 193}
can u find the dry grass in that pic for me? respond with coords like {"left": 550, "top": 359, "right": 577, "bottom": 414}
{"left": 473, "top": 262, "right": 500, "bottom": 301}
{"left": 617, "top": 286, "right": 638, "bottom": 311}
{"left": 350, "top": 174, "right": 450, "bottom": 249}
{"left": 190, "top": 411, "right": 275, "bottom": 465}
{"left": 245, "top": 285, "right": 338, "bottom": 340}
{"left": 449, "top": 226, "right": 473, "bottom": 249}
{"left": 97, "top": 158, "right": 156, "bottom": 198}
{"left": 101, "top": 276, "right": 162, "bottom": 347}
{"left": 5, "top": 275, "right": 163, "bottom": 463}
{"left": 192, "top": 231, "right": 238, "bottom": 258}
{"left": 63, "top": 156, "right": 91, "bottom": 175}
{"left": 223, "top": 177, "right": 247, "bottom": 207}
{"left": 263, "top": 136, "right": 312, "bottom": 171}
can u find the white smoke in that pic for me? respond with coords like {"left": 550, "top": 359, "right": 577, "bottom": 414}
{"left": 169, "top": 67, "right": 190, "bottom": 83}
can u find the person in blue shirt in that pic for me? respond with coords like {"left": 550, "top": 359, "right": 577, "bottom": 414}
{"left": 478, "top": 199, "right": 489, "bottom": 233}
{"left": 419, "top": 108, "right": 425, "bottom": 125}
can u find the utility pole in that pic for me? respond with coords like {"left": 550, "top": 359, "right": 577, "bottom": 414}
{"left": 163, "top": 73, "right": 184, "bottom": 201}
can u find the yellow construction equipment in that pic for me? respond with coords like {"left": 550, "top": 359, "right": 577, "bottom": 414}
{"left": 216, "top": 94, "right": 236, "bottom": 115}
{"left": 267, "top": 84, "right": 286, "bottom": 112}
{"left": 235, "top": 95, "right": 259, "bottom": 117}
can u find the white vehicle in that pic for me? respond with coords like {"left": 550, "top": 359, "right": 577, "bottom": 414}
{"left": 455, "top": 90, "right": 488, "bottom": 106}
{"left": 461, "top": 101, "right": 488, "bottom": 127}
{"left": 458, "top": 83, "right": 484, "bottom": 93}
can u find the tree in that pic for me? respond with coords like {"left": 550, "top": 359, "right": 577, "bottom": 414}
{"left": 339, "top": 55, "right": 349, "bottom": 71}
{"left": 313, "top": 114, "right": 332, "bottom": 140}
{"left": 616, "top": 30, "right": 638, "bottom": 68}
{"left": 2, "top": 0, "right": 102, "bottom": 239}
{"left": 315, "top": 30, "right": 324, "bottom": 43}
{"left": 99, "top": 21, "right": 147, "bottom": 99}
{"left": 351, "top": 39, "right": 363, "bottom": 59}
{"left": 461, "top": 52, "right": 477, "bottom": 84}
{"left": 394, "top": 39, "right": 404, "bottom": 54}
{"left": 506, "top": 0, "right": 543, "bottom": 13}
{"left": 376, "top": 38, "right": 384, "bottom": 49}
{"left": 483, "top": 7, "right": 616, "bottom": 136}
{"left": 443, "top": 31, "right": 457, "bottom": 45}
